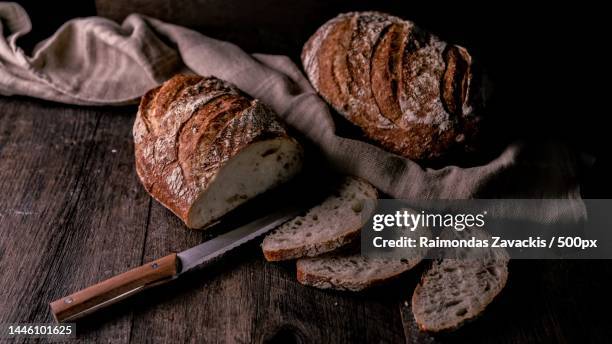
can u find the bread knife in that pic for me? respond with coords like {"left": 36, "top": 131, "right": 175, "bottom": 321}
{"left": 49, "top": 206, "right": 302, "bottom": 323}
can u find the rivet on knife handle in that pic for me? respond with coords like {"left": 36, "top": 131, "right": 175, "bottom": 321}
{"left": 49, "top": 253, "right": 179, "bottom": 323}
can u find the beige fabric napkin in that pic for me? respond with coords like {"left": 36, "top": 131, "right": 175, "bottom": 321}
{"left": 0, "top": 2, "right": 585, "bottom": 221}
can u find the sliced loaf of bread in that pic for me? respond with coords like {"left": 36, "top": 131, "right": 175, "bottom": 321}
{"left": 411, "top": 252, "right": 509, "bottom": 332}
{"left": 134, "top": 75, "right": 303, "bottom": 229}
{"left": 261, "top": 176, "right": 377, "bottom": 261}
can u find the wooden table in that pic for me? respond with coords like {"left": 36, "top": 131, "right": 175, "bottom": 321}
{"left": 1, "top": 96, "right": 611, "bottom": 343}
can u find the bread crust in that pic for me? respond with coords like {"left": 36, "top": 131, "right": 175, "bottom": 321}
{"left": 134, "top": 74, "right": 298, "bottom": 228}
{"left": 302, "top": 12, "right": 485, "bottom": 161}
{"left": 296, "top": 255, "right": 423, "bottom": 292}
{"left": 263, "top": 229, "right": 360, "bottom": 262}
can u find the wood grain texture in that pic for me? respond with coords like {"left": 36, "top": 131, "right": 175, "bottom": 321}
{"left": 0, "top": 96, "right": 150, "bottom": 343}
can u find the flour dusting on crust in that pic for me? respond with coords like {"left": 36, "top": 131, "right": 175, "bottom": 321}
{"left": 301, "top": 12, "right": 486, "bottom": 161}
{"left": 133, "top": 75, "right": 301, "bottom": 227}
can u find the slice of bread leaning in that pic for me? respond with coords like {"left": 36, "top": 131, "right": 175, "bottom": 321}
{"left": 411, "top": 229, "right": 509, "bottom": 332}
{"left": 261, "top": 176, "right": 377, "bottom": 261}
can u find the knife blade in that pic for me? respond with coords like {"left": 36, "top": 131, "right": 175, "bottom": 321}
{"left": 177, "top": 206, "right": 302, "bottom": 273}
{"left": 49, "top": 205, "right": 302, "bottom": 323}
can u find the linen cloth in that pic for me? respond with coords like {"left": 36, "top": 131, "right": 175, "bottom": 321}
{"left": 0, "top": 2, "right": 585, "bottom": 221}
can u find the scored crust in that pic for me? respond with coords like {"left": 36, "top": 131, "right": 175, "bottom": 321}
{"left": 302, "top": 12, "right": 486, "bottom": 162}
{"left": 133, "top": 74, "right": 302, "bottom": 229}
{"left": 313, "top": 14, "right": 355, "bottom": 113}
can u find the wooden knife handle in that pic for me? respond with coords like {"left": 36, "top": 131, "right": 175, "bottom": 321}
{"left": 50, "top": 253, "right": 179, "bottom": 323}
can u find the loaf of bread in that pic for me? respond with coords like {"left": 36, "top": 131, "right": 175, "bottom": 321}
{"left": 302, "top": 12, "right": 486, "bottom": 161}
{"left": 133, "top": 74, "right": 303, "bottom": 229}
{"left": 262, "top": 176, "right": 377, "bottom": 260}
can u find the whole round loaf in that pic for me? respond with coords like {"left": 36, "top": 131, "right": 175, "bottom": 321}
{"left": 133, "top": 74, "right": 303, "bottom": 229}
{"left": 301, "top": 12, "right": 487, "bottom": 161}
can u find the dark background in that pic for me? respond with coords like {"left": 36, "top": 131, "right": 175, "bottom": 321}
{"left": 5, "top": 1, "right": 612, "bottom": 343}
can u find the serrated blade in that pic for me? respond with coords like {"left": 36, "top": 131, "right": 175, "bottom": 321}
{"left": 177, "top": 206, "right": 302, "bottom": 273}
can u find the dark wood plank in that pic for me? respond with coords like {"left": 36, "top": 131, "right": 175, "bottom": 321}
{"left": 0, "top": 96, "right": 150, "bottom": 343}
{"left": 0, "top": 96, "right": 100, "bottom": 324}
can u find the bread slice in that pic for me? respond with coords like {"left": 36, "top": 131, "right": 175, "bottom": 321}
{"left": 134, "top": 75, "right": 303, "bottom": 229}
{"left": 296, "top": 254, "right": 420, "bottom": 292}
{"left": 411, "top": 253, "right": 509, "bottom": 332}
{"left": 261, "top": 177, "right": 377, "bottom": 261}
{"left": 295, "top": 207, "right": 431, "bottom": 291}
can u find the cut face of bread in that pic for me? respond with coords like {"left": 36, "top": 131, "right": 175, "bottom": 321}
{"left": 134, "top": 75, "right": 303, "bottom": 229}
{"left": 187, "top": 137, "right": 302, "bottom": 228}
{"left": 296, "top": 254, "right": 421, "bottom": 292}
{"left": 411, "top": 255, "right": 509, "bottom": 332}
{"left": 261, "top": 177, "right": 378, "bottom": 261}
